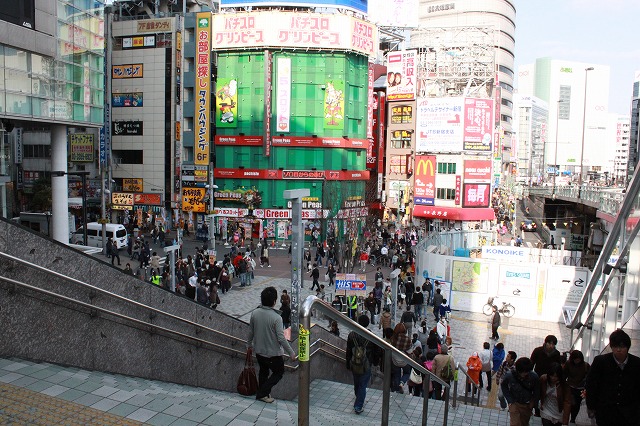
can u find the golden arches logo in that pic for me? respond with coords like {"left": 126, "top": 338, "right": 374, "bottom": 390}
{"left": 416, "top": 158, "right": 435, "bottom": 176}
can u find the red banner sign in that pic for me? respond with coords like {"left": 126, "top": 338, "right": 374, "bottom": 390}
{"left": 214, "top": 168, "right": 369, "bottom": 180}
{"left": 413, "top": 205, "right": 496, "bottom": 220}
{"left": 413, "top": 155, "right": 436, "bottom": 206}
{"left": 133, "top": 193, "right": 162, "bottom": 205}
{"left": 462, "top": 183, "right": 491, "bottom": 208}
{"left": 216, "top": 135, "right": 367, "bottom": 149}
{"left": 455, "top": 175, "right": 461, "bottom": 205}
{"left": 463, "top": 160, "right": 492, "bottom": 181}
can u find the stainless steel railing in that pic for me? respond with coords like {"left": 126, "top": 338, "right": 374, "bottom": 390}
{"left": 298, "top": 295, "right": 450, "bottom": 426}
{"left": 454, "top": 363, "right": 481, "bottom": 407}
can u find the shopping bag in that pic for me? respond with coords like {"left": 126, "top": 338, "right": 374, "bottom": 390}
{"left": 284, "top": 327, "right": 292, "bottom": 341}
{"left": 237, "top": 348, "right": 258, "bottom": 396}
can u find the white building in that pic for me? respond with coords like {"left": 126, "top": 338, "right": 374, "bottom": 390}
{"left": 517, "top": 58, "right": 611, "bottom": 180}
{"left": 610, "top": 114, "right": 630, "bottom": 185}
{"left": 513, "top": 94, "right": 548, "bottom": 184}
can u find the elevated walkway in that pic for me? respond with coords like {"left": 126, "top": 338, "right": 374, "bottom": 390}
{"left": 1, "top": 356, "right": 536, "bottom": 425}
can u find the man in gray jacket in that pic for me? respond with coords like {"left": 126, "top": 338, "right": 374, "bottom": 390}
{"left": 248, "top": 286, "right": 297, "bottom": 403}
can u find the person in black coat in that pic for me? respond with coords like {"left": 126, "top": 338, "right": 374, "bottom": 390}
{"left": 345, "top": 315, "right": 382, "bottom": 414}
{"left": 585, "top": 329, "right": 640, "bottom": 426}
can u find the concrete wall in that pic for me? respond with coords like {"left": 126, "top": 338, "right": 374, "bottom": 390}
{"left": 0, "top": 218, "right": 352, "bottom": 400}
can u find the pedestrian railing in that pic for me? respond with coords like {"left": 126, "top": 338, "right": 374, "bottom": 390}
{"left": 454, "top": 364, "right": 481, "bottom": 407}
{"left": 298, "top": 295, "right": 451, "bottom": 426}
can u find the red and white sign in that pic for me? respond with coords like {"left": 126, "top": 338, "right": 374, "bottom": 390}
{"left": 213, "top": 207, "right": 240, "bottom": 217}
{"left": 367, "top": 65, "right": 374, "bottom": 139}
{"left": 214, "top": 168, "right": 369, "bottom": 180}
{"left": 463, "top": 160, "right": 492, "bottom": 182}
{"left": 212, "top": 12, "right": 378, "bottom": 57}
{"left": 217, "top": 135, "right": 367, "bottom": 149}
{"left": 462, "top": 183, "right": 491, "bottom": 208}
{"left": 416, "top": 97, "right": 464, "bottom": 152}
{"left": 263, "top": 209, "right": 291, "bottom": 219}
{"left": 463, "top": 98, "right": 494, "bottom": 152}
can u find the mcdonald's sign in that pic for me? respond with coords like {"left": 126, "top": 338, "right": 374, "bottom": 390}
{"left": 413, "top": 155, "right": 436, "bottom": 206}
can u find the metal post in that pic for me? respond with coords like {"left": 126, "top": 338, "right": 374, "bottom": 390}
{"left": 164, "top": 244, "right": 180, "bottom": 293}
{"left": 390, "top": 268, "right": 400, "bottom": 324}
{"left": 101, "top": 167, "right": 107, "bottom": 253}
{"left": 284, "top": 188, "right": 309, "bottom": 341}
{"left": 208, "top": 162, "right": 216, "bottom": 248}
{"left": 382, "top": 349, "right": 391, "bottom": 425}
{"left": 578, "top": 67, "right": 594, "bottom": 193}
{"left": 422, "top": 375, "right": 430, "bottom": 426}
{"left": 81, "top": 173, "right": 88, "bottom": 246}
{"left": 298, "top": 297, "right": 312, "bottom": 426}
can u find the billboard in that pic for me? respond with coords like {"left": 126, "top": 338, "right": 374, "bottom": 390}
{"left": 195, "top": 12, "right": 211, "bottom": 166}
{"left": 220, "top": 0, "right": 367, "bottom": 14}
{"left": 112, "top": 92, "right": 143, "bottom": 107}
{"left": 324, "top": 80, "right": 345, "bottom": 129}
{"left": 112, "top": 64, "right": 143, "bottom": 79}
{"left": 386, "top": 50, "right": 417, "bottom": 101}
{"left": 462, "top": 183, "right": 491, "bottom": 208}
{"left": 0, "top": 0, "right": 35, "bottom": 30}
{"left": 215, "top": 78, "right": 237, "bottom": 128}
{"left": 463, "top": 160, "right": 492, "bottom": 182}
{"left": 276, "top": 57, "right": 291, "bottom": 133}
{"left": 367, "top": 0, "right": 419, "bottom": 28}
{"left": 463, "top": 98, "right": 494, "bottom": 152}
{"left": 416, "top": 97, "right": 464, "bottom": 152}
{"left": 69, "top": 134, "right": 94, "bottom": 162}
{"left": 413, "top": 155, "right": 436, "bottom": 206}
{"left": 211, "top": 12, "right": 377, "bottom": 58}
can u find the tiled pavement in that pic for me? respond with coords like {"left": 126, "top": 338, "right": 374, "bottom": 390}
{"left": 4, "top": 239, "right": 580, "bottom": 424}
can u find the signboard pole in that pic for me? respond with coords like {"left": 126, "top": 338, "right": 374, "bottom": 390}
{"left": 284, "top": 188, "right": 310, "bottom": 341}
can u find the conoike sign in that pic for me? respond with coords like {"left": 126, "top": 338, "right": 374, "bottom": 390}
{"left": 482, "top": 246, "right": 530, "bottom": 262}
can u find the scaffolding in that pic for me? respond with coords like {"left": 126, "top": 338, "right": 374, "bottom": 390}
{"left": 409, "top": 26, "right": 496, "bottom": 99}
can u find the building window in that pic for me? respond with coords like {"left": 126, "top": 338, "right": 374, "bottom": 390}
{"left": 23, "top": 145, "right": 51, "bottom": 158}
{"left": 390, "top": 105, "right": 412, "bottom": 124}
{"left": 559, "top": 85, "right": 571, "bottom": 120}
{"left": 112, "top": 149, "right": 143, "bottom": 164}
{"left": 390, "top": 129, "right": 412, "bottom": 149}
{"left": 390, "top": 155, "right": 408, "bottom": 174}
{"left": 436, "top": 188, "right": 456, "bottom": 200}
{"left": 437, "top": 162, "right": 456, "bottom": 174}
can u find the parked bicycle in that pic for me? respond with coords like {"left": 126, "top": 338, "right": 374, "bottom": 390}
{"left": 482, "top": 296, "right": 515, "bottom": 318}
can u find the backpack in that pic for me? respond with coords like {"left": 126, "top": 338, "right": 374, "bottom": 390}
{"left": 441, "top": 356, "right": 454, "bottom": 382}
{"left": 350, "top": 336, "right": 369, "bottom": 375}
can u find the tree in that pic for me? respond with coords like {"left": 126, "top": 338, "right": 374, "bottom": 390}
{"left": 29, "top": 177, "right": 52, "bottom": 212}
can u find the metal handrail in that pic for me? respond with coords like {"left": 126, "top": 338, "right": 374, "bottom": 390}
{"left": 0, "top": 251, "right": 247, "bottom": 347}
{"left": 298, "top": 295, "right": 450, "bottom": 426}
{"left": 455, "top": 363, "right": 481, "bottom": 407}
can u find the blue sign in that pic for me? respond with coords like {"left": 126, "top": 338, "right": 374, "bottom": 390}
{"left": 220, "top": 0, "right": 367, "bottom": 14}
{"left": 422, "top": 269, "right": 429, "bottom": 279}
{"left": 335, "top": 273, "right": 367, "bottom": 292}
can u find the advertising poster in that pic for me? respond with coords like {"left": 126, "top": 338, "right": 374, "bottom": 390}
{"left": 413, "top": 155, "right": 436, "bottom": 206}
{"left": 182, "top": 187, "right": 206, "bottom": 212}
{"left": 498, "top": 264, "right": 537, "bottom": 299}
{"left": 462, "top": 183, "right": 491, "bottom": 208}
{"left": 69, "top": 134, "right": 94, "bottom": 162}
{"left": 452, "top": 260, "right": 489, "bottom": 293}
{"left": 463, "top": 160, "right": 492, "bottom": 182}
{"left": 416, "top": 97, "right": 464, "bottom": 152}
{"left": 215, "top": 78, "right": 237, "bottom": 128}
{"left": 463, "top": 98, "right": 494, "bottom": 151}
{"left": 112, "top": 92, "right": 143, "bottom": 107}
{"left": 386, "top": 50, "right": 417, "bottom": 101}
{"left": 195, "top": 12, "right": 211, "bottom": 165}
{"left": 324, "top": 80, "right": 345, "bottom": 129}
{"left": 276, "top": 57, "right": 291, "bottom": 133}
{"left": 336, "top": 273, "right": 367, "bottom": 295}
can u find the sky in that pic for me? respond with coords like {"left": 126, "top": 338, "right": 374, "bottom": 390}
{"left": 514, "top": 0, "right": 640, "bottom": 115}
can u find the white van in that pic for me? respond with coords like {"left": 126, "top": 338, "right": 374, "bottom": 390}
{"left": 71, "top": 222, "right": 128, "bottom": 249}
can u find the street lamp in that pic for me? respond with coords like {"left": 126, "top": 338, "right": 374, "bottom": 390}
{"left": 53, "top": 170, "right": 90, "bottom": 245}
{"left": 578, "top": 67, "right": 594, "bottom": 192}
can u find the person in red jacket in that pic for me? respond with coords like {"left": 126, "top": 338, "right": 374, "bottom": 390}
{"left": 466, "top": 351, "right": 483, "bottom": 395}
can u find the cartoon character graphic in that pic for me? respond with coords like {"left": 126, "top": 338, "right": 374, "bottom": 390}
{"left": 324, "top": 82, "right": 344, "bottom": 126}
{"left": 216, "top": 79, "right": 237, "bottom": 123}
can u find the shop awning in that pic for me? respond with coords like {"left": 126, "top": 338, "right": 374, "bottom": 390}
{"left": 413, "top": 206, "right": 496, "bottom": 221}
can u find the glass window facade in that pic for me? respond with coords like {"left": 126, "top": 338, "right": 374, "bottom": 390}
{"left": 0, "top": 1, "right": 104, "bottom": 124}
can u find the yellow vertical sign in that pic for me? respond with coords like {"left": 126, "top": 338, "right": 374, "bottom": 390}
{"left": 194, "top": 12, "right": 211, "bottom": 166}
{"left": 298, "top": 325, "right": 310, "bottom": 362}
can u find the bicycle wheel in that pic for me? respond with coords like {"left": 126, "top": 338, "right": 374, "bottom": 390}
{"left": 502, "top": 304, "right": 515, "bottom": 318}
{"left": 482, "top": 303, "right": 493, "bottom": 316}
